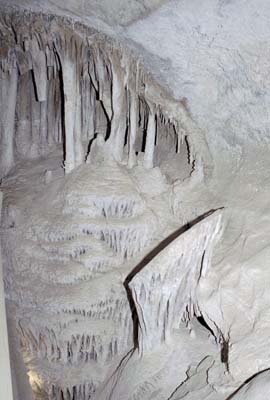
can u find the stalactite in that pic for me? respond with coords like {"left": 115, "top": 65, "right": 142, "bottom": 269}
{"left": 0, "top": 60, "right": 18, "bottom": 178}
{"left": 81, "top": 71, "right": 93, "bottom": 147}
{"left": 95, "top": 100, "right": 108, "bottom": 138}
{"left": 89, "top": 84, "right": 96, "bottom": 139}
{"left": 88, "top": 51, "right": 98, "bottom": 93}
{"left": 95, "top": 48, "right": 112, "bottom": 121}
{"left": 109, "top": 52, "right": 128, "bottom": 162}
{"left": 15, "top": 71, "right": 32, "bottom": 156}
{"left": 16, "top": 46, "right": 32, "bottom": 76}
{"left": 126, "top": 60, "right": 139, "bottom": 168}
{"left": 135, "top": 97, "right": 146, "bottom": 154}
{"left": 128, "top": 89, "right": 137, "bottom": 168}
{"left": 47, "top": 74, "right": 62, "bottom": 145}
{"left": 30, "top": 71, "right": 42, "bottom": 156}
{"left": 0, "top": 11, "right": 219, "bottom": 400}
{"left": 60, "top": 55, "right": 77, "bottom": 173}
{"left": 31, "top": 36, "right": 47, "bottom": 102}
{"left": 74, "top": 74, "right": 84, "bottom": 167}
{"left": 0, "top": 11, "right": 201, "bottom": 175}
{"left": 144, "top": 103, "right": 156, "bottom": 169}
{"left": 176, "top": 123, "right": 181, "bottom": 154}
{"left": 39, "top": 92, "right": 48, "bottom": 146}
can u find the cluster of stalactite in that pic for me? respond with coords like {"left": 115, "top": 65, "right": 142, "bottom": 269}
{"left": 0, "top": 10, "right": 197, "bottom": 178}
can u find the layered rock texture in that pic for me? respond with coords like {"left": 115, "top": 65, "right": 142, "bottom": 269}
{"left": 1, "top": 1, "right": 270, "bottom": 400}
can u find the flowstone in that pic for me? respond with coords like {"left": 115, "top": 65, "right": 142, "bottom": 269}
{"left": 1, "top": 3, "right": 270, "bottom": 400}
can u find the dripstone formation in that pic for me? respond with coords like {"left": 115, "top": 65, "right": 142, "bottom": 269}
{"left": 1, "top": 4, "right": 269, "bottom": 400}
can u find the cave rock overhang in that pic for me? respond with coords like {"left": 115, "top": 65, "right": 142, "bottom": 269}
{"left": 0, "top": 9, "right": 210, "bottom": 179}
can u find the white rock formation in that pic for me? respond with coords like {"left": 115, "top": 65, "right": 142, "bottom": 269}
{"left": 1, "top": 1, "right": 270, "bottom": 400}
{"left": 93, "top": 210, "right": 222, "bottom": 400}
{"left": 129, "top": 210, "right": 222, "bottom": 355}
{"left": 0, "top": 11, "right": 198, "bottom": 178}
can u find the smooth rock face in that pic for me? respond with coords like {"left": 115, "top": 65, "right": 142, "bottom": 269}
{"left": 125, "top": 0, "right": 270, "bottom": 161}
{"left": 227, "top": 369, "right": 270, "bottom": 400}
{"left": 1, "top": 1, "right": 270, "bottom": 400}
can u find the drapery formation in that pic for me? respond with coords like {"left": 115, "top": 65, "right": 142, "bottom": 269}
{"left": 0, "top": 11, "right": 198, "bottom": 178}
